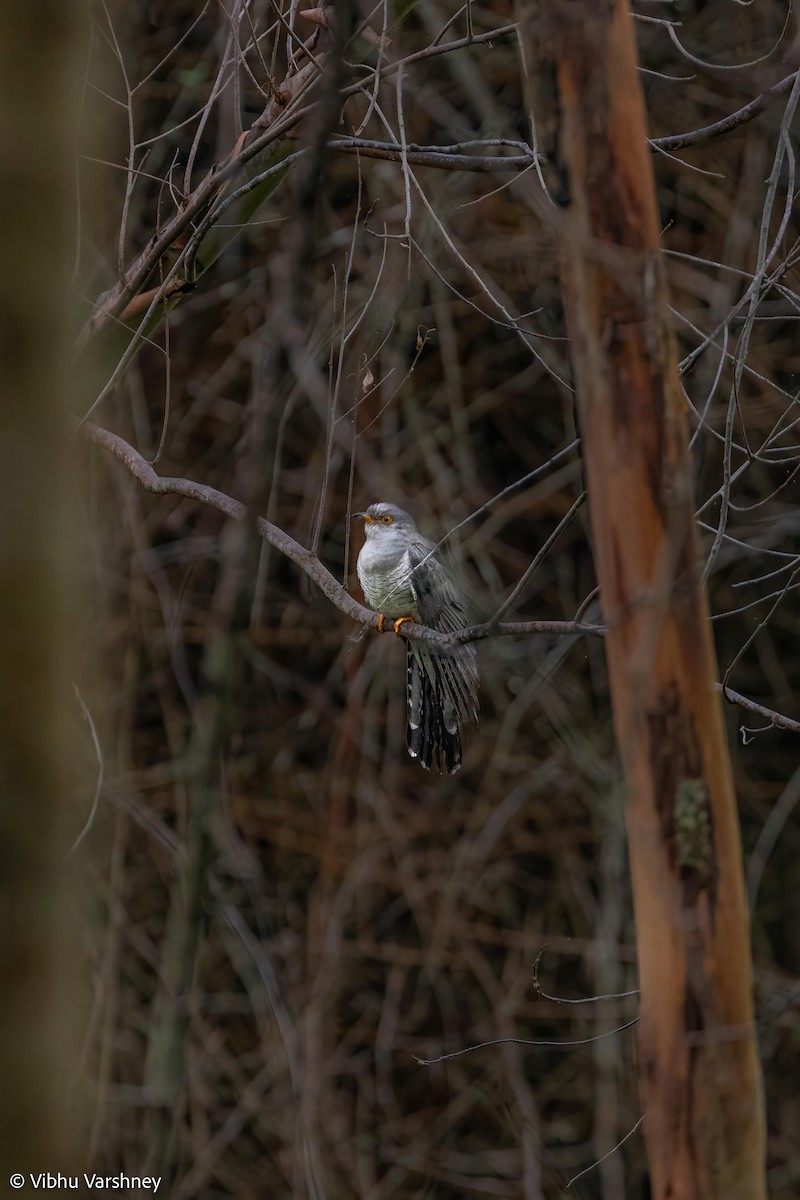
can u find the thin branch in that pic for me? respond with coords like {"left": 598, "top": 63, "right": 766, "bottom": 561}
{"left": 77, "top": 422, "right": 800, "bottom": 733}
{"left": 66, "top": 680, "right": 105, "bottom": 859}
{"left": 395, "top": 64, "right": 412, "bottom": 263}
{"left": 489, "top": 492, "right": 586, "bottom": 626}
{"left": 77, "top": 98, "right": 313, "bottom": 348}
{"left": 341, "top": 22, "right": 518, "bottom": 97}
{"left": 79, "top": 421, "right": 602, "bottom": 650}
{"left": 651, "top": 69, "right": 800, "bottom": 151}
{"left": 414, "top": 1017, "right": 639, "bottom": 1065}
{"left": 747, "top": 762, "right": 800, "bottom": 907}
{"left": 449, "top": 618, "right": 604, "bottom": 645}
{"left": 567, "top": 1116, "right": 645, "bottom": 1190}
{"left": 80, "top": 20, "right": 521, "bottom": 349}
{"left": 331, "top": 136, "right": 536, "bottom": 171}
{"left": 716, "top": 683, "right": 800, "bottom": 735}
{"left": 533, "top": 948, "right": 639, "bottom": 1004}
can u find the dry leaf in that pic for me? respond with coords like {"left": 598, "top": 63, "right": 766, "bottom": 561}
{"left": 299, "top": 7, "right": 329, "bottom": 27}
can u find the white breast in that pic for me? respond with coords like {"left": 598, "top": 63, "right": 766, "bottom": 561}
{"left": 357, "top": 539, "right": 418, "bottom": 619}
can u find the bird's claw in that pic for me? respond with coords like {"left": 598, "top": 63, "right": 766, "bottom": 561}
{"left": 375, "top": 614, "right": 413, "bottom": 635}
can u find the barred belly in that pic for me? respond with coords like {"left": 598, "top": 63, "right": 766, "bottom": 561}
{"left": 358, "top": 548, "right": 418, "bottom": 620}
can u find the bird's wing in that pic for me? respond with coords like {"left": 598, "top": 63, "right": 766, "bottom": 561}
{"left": 406, "top": 537, "right": 467, "bottom": 632}
{"left": 406, "top": 537, "right": 479, "bottom": 734}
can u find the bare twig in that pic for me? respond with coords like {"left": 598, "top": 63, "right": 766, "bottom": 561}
{"left": 78, "top": 421, "right": 800, "bottom": 733}
{"left": 747, "top": 763, "right": 800, "bottom": 907}
{"left": 567, "top": 1116, "right": 645, "bottom": 1190}
{"left": 716, "top": 683, "right": 800, "bottom": 735}
{"left": 415, "top": 1017, "right": 639, "bottom": 1065}
{"left": 66, "top": 680, "right": 105, "bottom": 859}
{"left": 651, "top": 70, "right": 800, "bottom": 152}
{"left": 533, "top": 948, "right": 639, "bottom": 1005}
{"left": 79, "top": 420, "right": 602, "bottom": 650}
{"left": 331, "top": 136, "right": 536, "bottom": 171}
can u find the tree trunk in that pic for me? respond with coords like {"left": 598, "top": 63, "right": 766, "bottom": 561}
{"left": 0, "top": 0, "right": 82, "bottom": 1176}
{"left": 516, "top": 2, "right": 767, "bottom": 1196}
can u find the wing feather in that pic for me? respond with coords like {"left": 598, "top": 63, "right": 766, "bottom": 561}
{"left": 403, "top": 538, "right": 479, "bottom": 772}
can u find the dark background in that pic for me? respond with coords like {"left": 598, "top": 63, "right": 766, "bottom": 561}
{"left": 69, "top": 1, "right": 800, "bottom": 1195}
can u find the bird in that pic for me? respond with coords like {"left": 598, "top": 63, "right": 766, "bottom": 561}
{"left": 355, "top": 502, "right": 479, "bottom": 773}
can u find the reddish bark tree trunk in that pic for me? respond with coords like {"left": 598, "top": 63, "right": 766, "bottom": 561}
{"left": 517, "top": 2, "right": 766, "bottom": 1196}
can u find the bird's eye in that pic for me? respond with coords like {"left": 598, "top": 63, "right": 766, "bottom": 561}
{"left": 381, "top": 515, "right": 393, "bottom": 525}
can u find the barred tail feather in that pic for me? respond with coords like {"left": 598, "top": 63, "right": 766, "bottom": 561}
{"left": 406, "top": 645, "right": 476, "bottom": 774}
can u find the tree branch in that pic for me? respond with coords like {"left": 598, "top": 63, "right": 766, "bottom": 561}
{"left": 330, "top": 137, "right": 537, "bottom": 172}
{"left": 715, "top": 684, "right": 800, "bottom": 735}
{"left": 78, "top": 22, "right": 522, "bottom": 351}
{"left": 79, "top": 421, "right": 600, "bottom": 650}
{"left": 651, "top": 69, "right": 800, "bottom": 152}
{"left": 77, "top": 420, "right": 800, "bottom": 735}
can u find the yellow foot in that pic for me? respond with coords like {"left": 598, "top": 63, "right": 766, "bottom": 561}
{"left": 393, "top": 616, "right": 413, "bottom": 636}
{"left": 377, "top": 613, "right": 386, "bottom": 633}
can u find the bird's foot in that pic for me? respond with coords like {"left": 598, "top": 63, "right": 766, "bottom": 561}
{"left": 376, "top": 614, "right": 413, "bottom": 635}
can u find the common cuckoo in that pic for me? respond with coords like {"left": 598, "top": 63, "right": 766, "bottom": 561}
{"left": 355, "top": 503, "right": 479, "bottom": 773}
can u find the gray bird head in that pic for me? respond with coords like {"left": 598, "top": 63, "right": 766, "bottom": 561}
{"left": 354, "top": 502, "right": 417, "bottom": 541}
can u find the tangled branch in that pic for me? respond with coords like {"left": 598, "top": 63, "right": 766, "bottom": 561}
{"left": 80, "top": 419, "right": 800, "bottom": 738}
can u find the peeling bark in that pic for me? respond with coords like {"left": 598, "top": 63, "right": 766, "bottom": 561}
{"left": 517, "top": 2, "right": 767, "bottom": 1196}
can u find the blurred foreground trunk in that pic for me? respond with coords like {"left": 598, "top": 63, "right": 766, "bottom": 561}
{"left": 517, "top": 2, "right": 766, "bottom": 1196}
{"left": 0, "top": 0, "right": 81, "bottom": 1175}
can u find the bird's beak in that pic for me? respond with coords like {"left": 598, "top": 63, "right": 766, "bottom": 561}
{"left": 353, "top": 512, "right": 376, "bottom": 523}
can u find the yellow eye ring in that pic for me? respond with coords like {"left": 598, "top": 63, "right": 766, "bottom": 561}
{"left": 381, "top": 515, "right": 393, "bottom": 524}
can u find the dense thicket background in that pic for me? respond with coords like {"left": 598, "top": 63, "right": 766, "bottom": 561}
{"left": 67, "top": 1, "right": 800, "bottom": 1195}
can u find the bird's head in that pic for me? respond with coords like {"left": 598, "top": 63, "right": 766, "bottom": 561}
{"left": 354, "top": 502, "right": 416, "bottom": 540}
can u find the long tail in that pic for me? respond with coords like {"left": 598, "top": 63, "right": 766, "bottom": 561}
{"left": 406, "top": 643, "right": 478, "bottom": 774}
